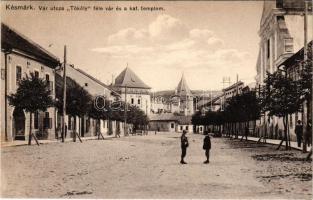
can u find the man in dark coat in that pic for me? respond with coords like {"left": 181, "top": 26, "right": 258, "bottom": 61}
{"left": 180, "top": 130, "right": 189, "bottom": 164}
{"left": 203, "top": 132, "right": 211, "bottom": 164}
{"left": 244, "top": 126, "right": 249, "bottom": 141}
{"left": 295, "top": 120, "right": 303, "bottom": 147}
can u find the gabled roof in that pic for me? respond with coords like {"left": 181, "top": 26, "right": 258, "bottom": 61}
{"left": 114, "top": 67, "right": 151, "bottom": 89}
{"left": 1, "top": 23, "right": 60, "bottom": 68}
{"left": 176, "top": 74, "right": 193, "bottom": 97}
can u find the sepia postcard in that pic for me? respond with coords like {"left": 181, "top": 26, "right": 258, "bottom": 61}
{"left": 1, "top": 0, "right": 312, "bottom": 199}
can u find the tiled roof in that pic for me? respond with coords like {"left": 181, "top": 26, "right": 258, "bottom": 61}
{"left": 149, "top": 113, "right": 192, "bottom": 125}
{"left": 1, "top": 23, "right": 60, "bottom": 67}
{"left": 114, "top": 67, "right": 151, "bottom": 89}
{"left": 149, "top": 113, "right": 177, "bottom": 121}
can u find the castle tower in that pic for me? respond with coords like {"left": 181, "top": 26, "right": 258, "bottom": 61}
{"left": 113, "top": 67, "right": 151, "bottom": 115}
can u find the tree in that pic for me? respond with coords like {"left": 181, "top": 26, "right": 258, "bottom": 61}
{"left": 8, "top": 73, "right": 54, "bottom": 145}
{"left": 298, "top": 45, "right": 312, "bottom": 152}
{"left": 56, "top": 77, "right": 92, "bottom": 138}
{"left": 263, "top": 70, "right": 302, "bottom": 150}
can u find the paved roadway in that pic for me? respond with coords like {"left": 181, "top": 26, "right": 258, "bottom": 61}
{"left": 1, "top": 132, "right": 312, "bottom": 199}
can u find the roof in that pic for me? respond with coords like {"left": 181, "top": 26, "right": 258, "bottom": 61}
{"left": 149, "top": 113, "right": 178, "bottom": 122}
{"left": 175, "top": 74, "right": 193, "bottom": 97}
{"left": 279, "top": 40, "right": 313, "bottom": 69}
{"left": 149, "top": 113, "right": 192, "bottom": 125}
{"left": 114, "top": 67, "right": 151, "bottom": 89}
{"left": 222, "top": 81, "right": 244, "bottom": 92}
{"left": 176, "top": 115, "right": 192, "bottom": 125}
{"left": 75, "top": 68, "right": 121, "bottom": 97}
{"left": 1, "top": 23, "right": 60, "bottom": 68}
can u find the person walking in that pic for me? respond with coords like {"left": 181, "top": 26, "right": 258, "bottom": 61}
{"left": 203, "top": 132, "right": 211, "bottom": 164}
{"left": 244, "top": 125, "right": 249, "bottom": 141}
{"left": 180, "top": 130, "right": 189, "bottom": 164}
{"left": 295, "top": 120, "right": 303, "bottom": 147}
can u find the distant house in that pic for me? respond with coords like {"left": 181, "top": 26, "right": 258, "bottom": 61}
{"left": 149, "top": 113, "right": 193, "bottom": 133}
{"left": 149, "top": 113, "right": 177, "bottom": 132}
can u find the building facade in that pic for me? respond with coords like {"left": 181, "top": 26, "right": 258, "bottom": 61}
{"left": 1, "top": 23, "right": 60, "bottom": 142}
{"left": 55, "top": 66, "right": 120, "bottom": 138}
{"left": 112, "top": 67, "right": 151, "bottom": 116}
{"left": 255, "top": 0, "right": 313, "bottom": 141}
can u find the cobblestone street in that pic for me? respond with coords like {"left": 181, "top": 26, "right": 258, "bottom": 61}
{"left": 1, "top": 133, "right": 312, "bottom": 199}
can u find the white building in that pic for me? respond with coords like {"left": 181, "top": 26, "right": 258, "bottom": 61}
{"left": 55, "top": 66, "right": 121, "bottom": 138}
{"left": 255, "top": 0, "right": 313, "bottom": 141}
{"left": 1, "top": 23, "right": 60, "bottom": 142}
{"left": 112, "top": 67, "right": 151, "bottom": 116}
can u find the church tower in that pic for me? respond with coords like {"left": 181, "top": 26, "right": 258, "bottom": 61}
{"left": 172, "top": 74, "right": 194, "bottom": 116}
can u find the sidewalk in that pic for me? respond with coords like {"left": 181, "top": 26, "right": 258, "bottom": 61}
{"left": 1, "top": 135, "right": 115, "bottom": 148}
{"left": 228, "top": 135, "right": 312, "bottom": 152}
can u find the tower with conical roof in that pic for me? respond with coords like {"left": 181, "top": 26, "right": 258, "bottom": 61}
{"left": 113, "top": 67, "right": 151, "bottom": 115}
{"left": 171, "top": 73, "right": 194, "bottom": 116}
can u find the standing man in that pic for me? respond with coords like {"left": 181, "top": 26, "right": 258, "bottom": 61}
{"left": 180, "top": 130, "right": 189, "bottom": 164}
{"left": 244, "top": 125, "right": 249, "bottom": 141}
{"left": 295, "top": 120, "right": 303, "bottom": 147}
{"left": 203, "top": 132, "right": 211, "bottom": 164}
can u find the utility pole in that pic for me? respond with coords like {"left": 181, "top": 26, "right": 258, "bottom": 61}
{"left": 304, "top": 0, "right": 308, "bottom": 64}
{"left": 236, "top": 74, "right": 239, "bottom": 95}
{"left": 124, "top": 85, "right": 127, "bottom": 136}
{"left": 303, "top": 0, "right": 308, "bottom": 152}
{"left": 62, "top": 45, "right": 67, "bottom": 143}
{"left": 210, "top": 90, "right": 213, "bottom": 111}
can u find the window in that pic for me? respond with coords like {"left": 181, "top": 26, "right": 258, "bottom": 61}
{"left": 138, "top": 99, "right": 141, "bottom": 104}
{"left": 68, "top": 116, "right": 72, "bottom": 130}
{"left": 86, "top": 118, "right": 90, "bottom": 132}
{"left": 34, "top": 111, "right": 39, "bottom": 129}
{"left": 131, "top": 98, "right": 134, "bottom": 104}
{"left": 290, "top": 115, "right": 293, "bottom": 128}
{"left": 16, "top": 66, "right": 22, "bottom": 84}
{"left": 171, "top": 123, "right": 174, "bottom": 129}
{"left": 85, "top": 83, "right": 88, "bottom": 87}
{"left": 267, "top": 39, "right": 270, "bottom": 59}
{"left": 34, "top": 71, "right": 39, "bottom": 78}
{"left": 186, "top": 126, "right": 189, "bottom": 130}
{"left": 46, "top": 74, "right": 50, "bottom": 82}
{"left": 180, "top": 126, "right": 183, "bottom": 130}
{"left": 44, "top": 112, "right": 52, "bottom": 129}
{"left": 200, "top": 127, "right": 202, "bottom": 131}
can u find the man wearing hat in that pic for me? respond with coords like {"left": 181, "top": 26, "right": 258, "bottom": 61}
{"left": 203, "top": 132, "right": 211, "bottom": 164}
{"left": 180, "top": 130, "right": 189, "bottom": 164}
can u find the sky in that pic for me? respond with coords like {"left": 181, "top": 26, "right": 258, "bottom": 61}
{"left": 2, "top": 1, "right": 263, "bottom": 91}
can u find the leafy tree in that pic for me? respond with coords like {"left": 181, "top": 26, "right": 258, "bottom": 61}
{"left": 55, "top": 76, "right": 92, "bottom": 138}
{"left": 263, "top": 70, "right": 302, "bottom": 150}
{"left": 8, "top": 73, "right": 54, "bottom": 145}
{"left": 298, "top": 44, "right": 312, "bottom": 152}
